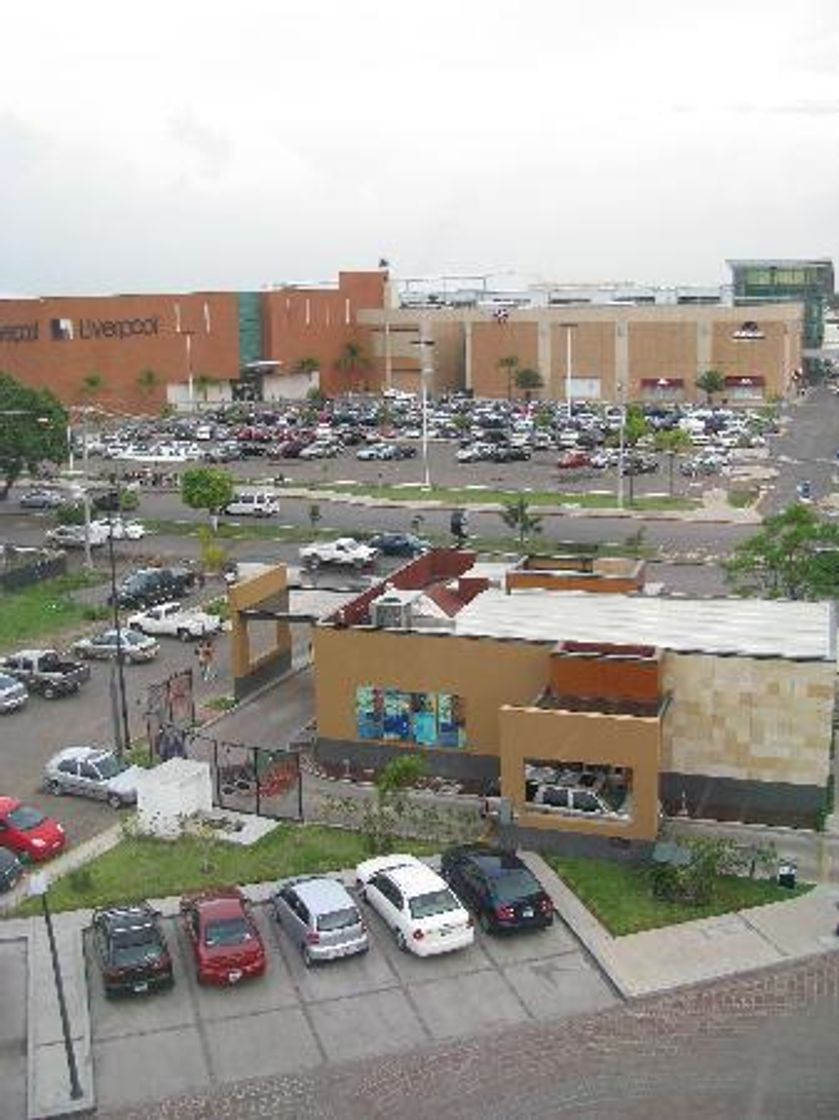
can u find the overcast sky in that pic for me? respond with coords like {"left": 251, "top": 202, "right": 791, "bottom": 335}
{"left": 2, "top": 0, "right": 838, "bottom": 296}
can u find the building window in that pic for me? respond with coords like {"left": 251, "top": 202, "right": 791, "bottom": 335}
{"left": 355, "top": 686, "right": 466, "bottom": 747}
{"left": 523, "top": 760, "right": 633, "bottom": 822}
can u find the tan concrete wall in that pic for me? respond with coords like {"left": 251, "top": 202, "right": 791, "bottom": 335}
{"left": 499, "top": 706, "right": 662, "bottom": 840}
{"left": 314, "top": 627, "right": 550, "bottom": 753}
{"left": 229, "top": 565, "right": 290, "bottom": 683}
{"left": 662, "top": 652, "right": 834, "bottom": 786}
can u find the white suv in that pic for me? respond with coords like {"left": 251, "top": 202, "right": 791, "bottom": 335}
{"left": 224, "top": 492, "right": 280, "bottom": 517}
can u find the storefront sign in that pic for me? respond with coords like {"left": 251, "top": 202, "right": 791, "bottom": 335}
{"left": 732, "top": 321, "right": 765, "bottom": 340}
{"left": 0, "top": 322, "right": 38, "bottom": 343}
{"left": 78, "top": 316, "right": 159, "bottom": 341}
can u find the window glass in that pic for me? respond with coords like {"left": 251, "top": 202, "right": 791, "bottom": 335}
{"left": 79, "top": 763, "right": 100, "bottom": 780}
{"left": 58, "top": 760, "right": 78, "bottom": 775}
{"left": 409, "top": 889, "right": 460, "bottom": 920}
{"left": 355, "top": 686, "right": 465, "bottom": 748}
{"left": 317, "top": 907, "right": 360, "bottom": 932}
{"left": 204, "top": 917, "right": 252, "bottom": 947}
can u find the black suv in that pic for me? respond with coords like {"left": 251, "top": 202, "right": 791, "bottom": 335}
{"left": 111, "top": 566, "right": 195, "bottom": 608}
{"left": 440, "top": 844, "right": 554, "bottom": 934}
{"left": 91, "top": 903, "right": 174, "bottom": 997}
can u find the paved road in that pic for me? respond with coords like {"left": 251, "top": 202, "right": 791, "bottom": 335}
{"left": 0, "top": 939, "right": 26, "bottom": 1120}
{"left": 95, "top": 952, "right": 839, "bottom": 1120}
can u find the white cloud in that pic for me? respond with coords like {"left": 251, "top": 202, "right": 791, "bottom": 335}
{"left": 0, "top": 0, "right": 837, "bottom": 292}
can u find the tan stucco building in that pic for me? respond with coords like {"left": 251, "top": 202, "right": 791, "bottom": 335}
{"left": 312, "top": 551, "right": 835, "bottom": 844}
{"left": 359, "top": 302, "right": 804, "bottom": 404}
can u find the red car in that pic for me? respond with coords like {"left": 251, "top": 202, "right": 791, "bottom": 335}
{"left": 556, "top": 450, "right": 591, "bottom": 469}
{"left": 180, "top": 888, "right": 267, "bottom": 986}
{"left": 0, "top": 796, "right": 66, "bottom": 862}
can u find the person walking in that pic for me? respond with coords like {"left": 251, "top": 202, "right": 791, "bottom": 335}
{"left": 196, "top": 638, "right": 216, "bottom": 683}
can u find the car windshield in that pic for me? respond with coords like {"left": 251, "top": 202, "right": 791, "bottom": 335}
{"left": 0, "top": 674, "right": 20, "bottom": 688}
{"left": 316, "top": 906, "right": 360, "bottom": 932}
{"left": 7, "top": 805, "right": 46, "bottom": 831}
{"left": 204, "top": 917, "right": 252, "bottom": 947}
{"left": 94, "top": 755, "right": 128, "bottom": 780}
{"left": 112, "top": 926, "right": 163, "bottom": 966}
{"left": 409, "top": 888, "right": 460, "bottom": 920}
{"left": 491, "top": 868, "right": 541, "bottom": 904}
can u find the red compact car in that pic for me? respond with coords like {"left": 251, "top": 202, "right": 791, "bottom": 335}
{"left": 0, "top": 797, "right": 66, "bottom": 862}
{"left": 180, "top": 888, "right": 267, "bottom": 986}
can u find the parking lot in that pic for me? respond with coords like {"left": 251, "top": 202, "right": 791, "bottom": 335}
{"left": 86, "top": 898, "right": 616, "bottom": 1111}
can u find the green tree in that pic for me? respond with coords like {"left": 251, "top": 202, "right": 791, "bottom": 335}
{"left": 497, "top": 355, "right": 519, "bottom": 398}
{"left": 653, "top": 428, "right": 692, "bottom": 454}
{"left": 197, "top": 526, "right": 228, "bottom": 576}
{"left": 514, "top": 367, "right": 543, "bottom": 401}
{"left": 79, "top": 372, "right": 105, "bottom": 403}
{"left": 361, "top": 755, "right": 428, "bottom": 854}
{"left": 337, "top": 342, "right": 368, "bottom": 392}
{"left": 180, "top": 466, "right": 234, "bottom": 532}
{"left": 294, "top": 356, "right": 321, "bottom": 378}
{"left": 136, "top": 368, "right": 161, "bottom": 402}
{"left": 0, "top": 373, "right": 68, "bottom": 498}
{"left": 725, "top": 504, "right": 839, "bottom": 599}
{"left": 696, "top": 368, "right": 725, "bottom": 405}
{"left": 193, "top": 374, "right": 217, "bottom": 405}
{"left": 500, "top": 495, "right": 543, "bottom": 548}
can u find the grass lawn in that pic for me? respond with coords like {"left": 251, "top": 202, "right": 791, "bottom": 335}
{"left": 309, "top": 482, "right": 698, "bottom": 512}
{"left": 14, "top": 825, "right": 437, "bottom": 916}
{"left": 547, "top": 855, "right": 811, "bottom": 936}
{"left": 0, "top": 571, "right": 107, "bottom": 651}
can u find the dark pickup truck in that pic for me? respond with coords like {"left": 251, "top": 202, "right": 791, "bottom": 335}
{"left": 0, "top": 649, "right": 91, "bottom": 699}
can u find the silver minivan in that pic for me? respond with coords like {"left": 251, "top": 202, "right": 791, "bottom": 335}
{"left": 272, "top": 876, "right": 368, "bottom": 966}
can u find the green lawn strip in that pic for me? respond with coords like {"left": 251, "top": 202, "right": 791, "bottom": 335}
{"left": 547, "top": 855, "right": 810, "bottom": 936}
{"left": 307, "top": 483, "right": 697, "bottom": 511}
{"left": 0, "top": 572, "right": 108, "bottom": 650}
{"left": 13, "top": 826, "right": 437, "bottom": 916}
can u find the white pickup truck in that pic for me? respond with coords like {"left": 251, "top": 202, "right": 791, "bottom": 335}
{"left": 299, "top": 537, "right": 378, "bottom": 570}
{"left": 126, "top": 601, "right": 222, "bottom": 641}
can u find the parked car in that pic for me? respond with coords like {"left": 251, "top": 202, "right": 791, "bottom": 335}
{"left": 528, "top": 783, "right": 630, "bottom": 820}
{"left": 355, "top": 854, "right": 474, "bottom": 957}
{"left": 224, "top": 492, "right": 280, "bottom": 517}
{"left": 556, "top": 450, "right": 591, "bottom": 469}
{"left": 366, "top": 532, "right": 430, "bottom": 557}
{"left": 0, "top": 672, "right": 28, "bottom": 713}
{"left": 0, "top": 847, "right": 24, "bottom": 894}
{"left": 91, "top": 903, "right": 174, "bottom": 997}
{"left": 44, "top": 746, "right": 144, "bottom": 808}
{"left": 272, "top": 875, "right": 369, "bottom": 966}
{"left": 18, "top": 489, "right": 65, "bottom": 510}
{"left": 0, "top": 797, "right": 66, "bottom": 862}
{"left": 440, "top": 844, "right": 554, "bottom": 934}
{"left": 491, "top": 445, "right": 531, "bottom": 463}
{"left": 356, "top": 443, "right": 395, "bottom": 461}
{"left": 0, "top": 649, "right": 90, "bottom": 699}
{"left": 111, "top": 566, "right": 195, "bottom": 608}
{"left": 45, "top": 524, "right": 108, "bottom": 549}
{"left": 73, "top": 628, "right": 160, "bottom": 664}
{"left": 89, "top": 517, "right": 147, "bottom": 540}
{"left": 180, "top": 888, "right": 267, "bottom": 986}
{"left": 299, "top": 537, "right": 378, "bottom": 569}
{"left": 127, "top": 602, "right": 222, "bottom": 641}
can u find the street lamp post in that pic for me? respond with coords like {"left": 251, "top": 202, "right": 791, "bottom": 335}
{"left": 565, "top": 323, "right": 577, "bottom": 418}
{"left": 27, "top": 874, "right": 84, "bottom": 1102}
{"left": 617, "top": 381, "right": 626, "bottom": 510}
{"left": 106, "top": 501, "right": 130, "bottom": 756}
{"left": 411, "top": 336, "right": 435, "bottom": 490}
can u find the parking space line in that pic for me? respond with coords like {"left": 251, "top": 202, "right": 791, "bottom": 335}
{"left": 261, "top": 907, "right": 329, "bottom": 1065}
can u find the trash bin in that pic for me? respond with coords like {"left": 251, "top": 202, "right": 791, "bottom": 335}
{"left": 777, "top": 861, "right": 797, "bottom": 889}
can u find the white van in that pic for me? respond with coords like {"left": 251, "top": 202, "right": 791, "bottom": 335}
{"left": 224, "top": 492, "right": 280, "bottom": 518}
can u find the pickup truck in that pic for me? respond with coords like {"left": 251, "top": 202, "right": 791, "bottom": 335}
{"left": 0, "top": 649, "right": 91, "bottom": 699}
{"left": 299, "top": 537, "right": 378, "bottom": 570}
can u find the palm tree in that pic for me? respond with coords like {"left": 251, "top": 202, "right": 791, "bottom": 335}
{"left": 337, "top": 343, "right": 368, "bottom": 392}
{"left": 514, "top": 367, "right": 543, "bottom": 402}
{"left": 696, "top": 369, "right": 725, "bottom": 405}
{"left": 136, "top": 368, "right": 160, "bottom": 401}
{"left": 497, "top": 355, "right": 519, "bottom": 399}
{"left": 194, "top": 374, "right": 217, "bottom": 406}
{"left": 78, "top": 372, "right": 104, "bottom": 403}
{"left": 294, "top": 356, "right": 321, "bottom": 378}
{"left": 500, "top": 495, "right": 543, "bottom": 549}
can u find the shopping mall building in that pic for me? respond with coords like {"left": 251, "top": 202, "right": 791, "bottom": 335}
{"left": 0, "top": 258, "right": 827, "bottom": 413}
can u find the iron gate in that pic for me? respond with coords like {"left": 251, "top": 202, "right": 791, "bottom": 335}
{"left": 186, "top": 730, "right": 303, "bottom": 821}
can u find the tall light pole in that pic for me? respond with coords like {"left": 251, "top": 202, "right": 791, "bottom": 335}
{"left": 565, "top": 323, "right": 577, "bottom": 418}
{"left": 106, "top": 496, "right": 130, "bottom": 756}
{"left": 411, "top": 335, "right": 435, "bottom": 489}
{"left": 617, "top": 380, "right": 626, "bottom": 510}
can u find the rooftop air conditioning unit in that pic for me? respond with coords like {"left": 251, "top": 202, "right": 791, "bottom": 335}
{"left": 371, "top": 596, "right": 413, "bottom": 630}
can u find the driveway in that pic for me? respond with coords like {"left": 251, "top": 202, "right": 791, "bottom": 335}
{"left": 86, "top": 900, "right": 616, "bottom": 1112}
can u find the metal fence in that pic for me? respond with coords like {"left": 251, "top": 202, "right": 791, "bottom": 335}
{"left": 185, "top": 729, "right": 303, "bottom": 821}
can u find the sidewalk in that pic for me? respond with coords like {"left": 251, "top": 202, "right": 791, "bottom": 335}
{"left": 521, "top": 851, "right": 839, "bottom": 1000}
